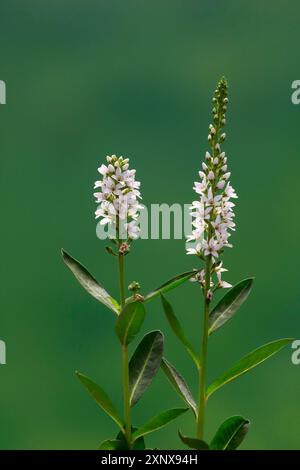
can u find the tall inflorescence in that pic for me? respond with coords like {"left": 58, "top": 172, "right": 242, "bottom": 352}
{"left": 186, "top": 77, "right": 237, "bottom": 293}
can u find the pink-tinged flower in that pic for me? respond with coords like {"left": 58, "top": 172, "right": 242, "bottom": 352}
{"left": 202, "top": 239, "right": 220, "bottom": 259}
{"left": 202, "top": 187, "right": 222, "bottom": 207}
{"left": 224, "top": 183, "right": 238, "bottom": 199}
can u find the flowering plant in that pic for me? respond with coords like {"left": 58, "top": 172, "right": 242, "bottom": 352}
{"left": 161, "top": 78, "right": 293, "bottom": 450}
{"left": 61, "top": 155, "right": 194, "bottom": 450}
{"left": 61, "top": 79, "right": 293, "bottom": 451}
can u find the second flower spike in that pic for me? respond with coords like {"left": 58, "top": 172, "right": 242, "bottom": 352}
{"left": 186, "top": 77, "right": 237, "bottom": 292}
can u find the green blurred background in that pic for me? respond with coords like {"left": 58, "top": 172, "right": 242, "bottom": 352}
{"left": 0, "top": 0, "right": 299, "bottom": 450}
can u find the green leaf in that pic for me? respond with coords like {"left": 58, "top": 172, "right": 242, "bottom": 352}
{"left": 144, "top": 270, "right": 196, "bottom": 302}
{"left": 116, "top": 430, "right": 146, "bottom": 450}
{"left": 210, "top": 415, "right": 250, "bottom": 450}
{"left": 61, "top": 249, "right": 120, "bottom": 314}
{"left": 178, "top": 431, "right": 210, "bottom": 450}
{"left": 209, "top": 278, "right": 254, "bottom": 335}
{"left": 99, "top": 430, "right": 146, "bottom": 450}
{"left": 207, "top": 338, "right": 293, "bottom": 398}
{"left": 98, "top": 439, "right": 124, "bottom": 450}
{"left": 76, "top": 371, "right": 124, "bottom": 432}
{"left": 161, "top": 295, "right": 199, "bottom": 368}
{"left": 129, "top": 331, "right": 164, "bottom": 406}
{"left": 161, "top": 358, "right": 197, "bottom": 416}
{"left": 115, "top": 301, "right": 146, "bottom": 346}
{"left": 133, "top": 408, "right": 187, "bottom": 441}
{"left": 132, "top": 437, "right": 146, "bottom": 450}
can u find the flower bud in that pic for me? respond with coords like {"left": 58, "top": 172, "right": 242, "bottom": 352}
{"left": 213, "top": 157, "right": 219, "bottom": 165}
{"left": 128, "top": 281, "right": 141, "bottom": 292}
{"left": 206, "top": 289, "right": 213, "bottom": 301}
{"left": 208, "top": 171, "right": 215, "bottom": 180}
{"left": 119, "top": 242, "right": 130, "bottom": 255}
{"left": 217, "top": 180, "right": 225, "bottom": 190}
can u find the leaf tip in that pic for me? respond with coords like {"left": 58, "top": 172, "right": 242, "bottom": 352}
{"left": 61, "top": 248, "right": 69, "bottom": 262}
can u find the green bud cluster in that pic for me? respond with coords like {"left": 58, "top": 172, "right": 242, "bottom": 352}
{"left": 208, "top": 76, "right": 228, "bottom": 150}
{"left": 128, "top": 281, "right": 141, "bottom": 292}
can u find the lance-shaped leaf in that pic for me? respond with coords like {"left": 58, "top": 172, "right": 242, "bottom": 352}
{"left": 210, "top": 415, "right": 250, "bottom": 450}
{"left": 144, "top": 270, "right": 196, "bottom": 302}
{"left": 76, "top": 371, "right": 124, "bottom": 432}
{"left": 99, "top": 435, "right": 145, "bottom": 450}
{"left": 129, "top": 331, "right": 164, "bottom": 406}
{"left": 207, "top": 338, "right": 293, "bottom": 398}
{"left": 115, "top": 301, "right": 146, "bottom": 346}
{"left": 209, "top": 278, "right": 254, "bottom": 335}
{"left": 161, "top": 295, "right": 199, "bottom": 368}
{"left": 161, "top": 358, "right": 197, "bottom": 416}
{"left": 61, "top": 249, "right": 119, "bottom": 314}
{"left": 100, "top": 430, "right": 146, "bottom": 450}
{"left": 98, "top": 439, "right": 124, "bottom": 450}
{"left": 132, "top": 408, "right": 187, "bottom": 441}
{"left": 178, "top": 431, "right": 210, "bottom": 450}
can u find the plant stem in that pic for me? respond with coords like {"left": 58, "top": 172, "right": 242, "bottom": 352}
{"left": 118, "top": 252, "right": 126, "bottom": 308}
{"left": 196, "top": 255, "right": 211, "bottom": 439}
{"left": 122, "top": 343, "right": 131, "bottom": 447}
{"left": 118, "top": 245, "right": 132, "bottom": 448}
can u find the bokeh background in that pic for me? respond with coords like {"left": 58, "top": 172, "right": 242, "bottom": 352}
{"left": 0, "top": 0, "right": 299, "bottom": 450}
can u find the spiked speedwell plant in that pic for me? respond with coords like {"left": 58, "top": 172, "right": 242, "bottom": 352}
{"left": 61, "top": 155, "right": 195, "bottom": 450}
{"left": 161, "top": 78, "right": 293, "bottom": 450}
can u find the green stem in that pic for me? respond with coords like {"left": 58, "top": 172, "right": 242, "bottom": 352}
{"left": 197, "top": 255, "right": 211, "bottom": 439}
{"left": 122, "top": 343, "right": 131, "bottom": 447}
{"left": 195, "top": 78, "right": 227, "bottom": 440}
{"left": 118, "top": 246, "right": 131, "bottom": 448}
{"left": 118, "top": 252, "right": 126, "bottom": 308}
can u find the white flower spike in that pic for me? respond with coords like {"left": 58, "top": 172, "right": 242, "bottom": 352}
{"left": 94, "top": 155, "right": 142, "bottom": 241}
{"left": 187, "top": 77, "right": 236, "bottom": 290}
